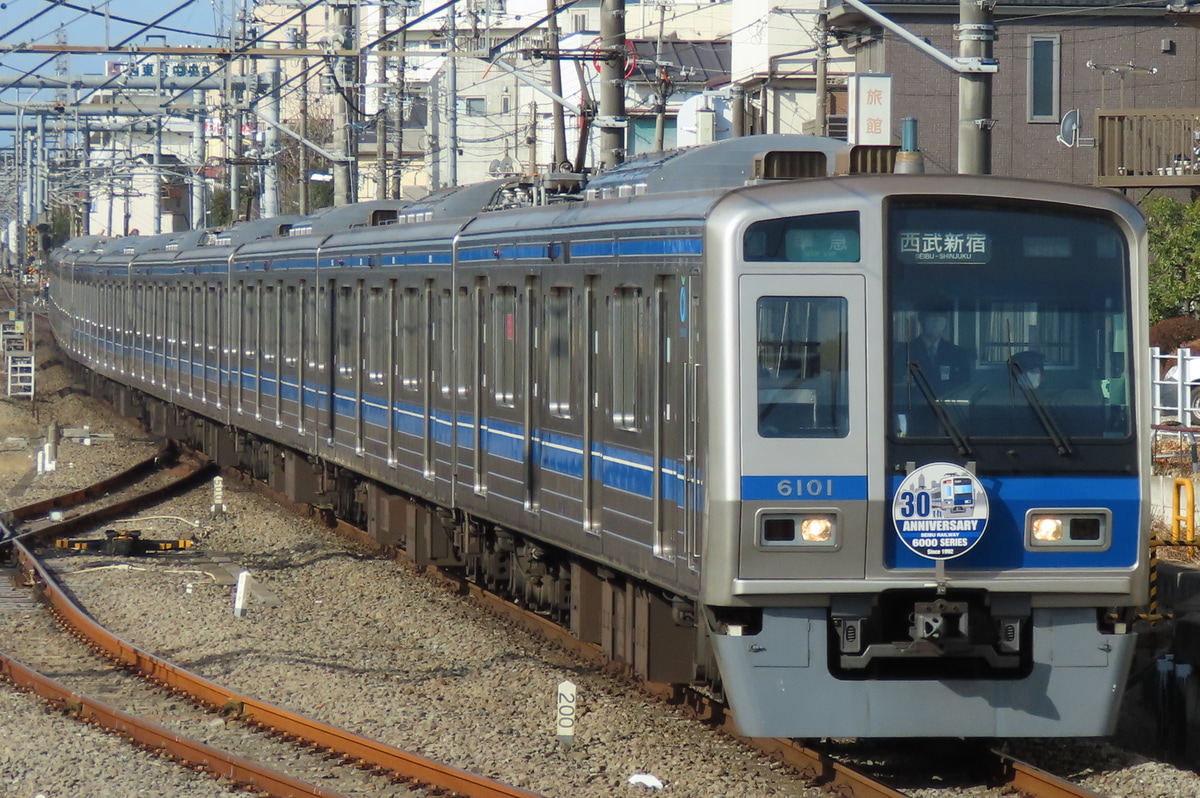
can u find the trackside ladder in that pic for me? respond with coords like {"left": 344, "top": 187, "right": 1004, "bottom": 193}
{"left": 6, "top": 350, "right": 34, "bottom": 398}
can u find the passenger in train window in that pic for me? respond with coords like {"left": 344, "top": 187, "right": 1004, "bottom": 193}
{"left": 1008, "top": 350, "right": 1045, "bottom": 391}
{"left": 896, "top": 302, "right": 972, "bottom": 394}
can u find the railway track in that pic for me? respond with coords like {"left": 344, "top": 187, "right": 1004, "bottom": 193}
{"left": 0, "top": 382, "right": 1135, "bottom": 798}
{"left": 0, "top": 449, "right": 546, "bottom": 798}
{"left": 231, "top": 469, "right": 1113, "bottom": 798}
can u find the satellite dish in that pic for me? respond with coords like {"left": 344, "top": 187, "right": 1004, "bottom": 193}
{"left": 488, "top": 159, "right": 502, "bottom": 175}
{"left": 1057, "top": 109, "right": 1080, "bottom": 148}
{"left": 499, "top": 156, "right": 514, "bottom": 173}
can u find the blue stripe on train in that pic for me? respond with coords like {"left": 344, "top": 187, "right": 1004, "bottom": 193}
{"left": 886, "top": 474, "right": 1141, "bottom": 569}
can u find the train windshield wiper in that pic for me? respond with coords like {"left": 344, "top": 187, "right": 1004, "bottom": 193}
{"left": 906, "top": 361, "right": 972, "bottom": 457}
{"left": 1008, "top": 362, "right": 1073, "bottom": 457}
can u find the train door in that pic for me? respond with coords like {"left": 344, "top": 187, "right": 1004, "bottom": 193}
{"left": 281, "top": 282, "right": 300, "bottom": 432}
{"left": 684, "top": 280, "right": 703, "bottom": 571}
{"left": 421, "top": 279, "right": 436, "bottom": 480}
{"left": 155, "top": 284, "right": 165, "bottom": 389}
{"left": 471, "top": 278, "right": 486, "bottom": 496}
{"left": 233, "top": 280, "right": 247, "bottom": 416}
{"left": 429, "top": 282, "right": 456, "bottom": 493}
{"left": 264, "top": 280, "right": 281, "bottom": 426}
{"left": 205, "top": 282, "right": 221, "bottom": 409}
{"left": 653, "top": 275, "right": 693, "bottom": 569}
{"left": 452, "top": 278, "right": 482, "bottom": 504}
{"left": 524, "top": 276, "right": 539, "bottom": 512}
{"left": 320, "top": 278, "right": 336, "bottom": 443}
{"left": 583, "top": 275, "right": 602, "bottom": 536}
{"left": 737, "top": 275, "right": 868, "bottom": 580}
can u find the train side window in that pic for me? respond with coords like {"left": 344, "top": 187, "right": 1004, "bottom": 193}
{"left": 305, "top": 283, "right": 322, "bottom": 373}
{"left": 262, "top": 283, "right": 277, "bottom": 365}
{"left": 547, "top": 287, "right": 572, "bottom": 417}
{"left": 494, "top": 286, "right": 517, "bottom": 407}
{"left": 743, "top": 211, "right": 860, "bottom": 262}
{"left": 243, "top": 282, "right": 259, "bottom": 360}
{"left": 282, "top": 286, "right": 298, "bottom": 367}
{"left": 335, "top": 285, "right": 355, "bottom": 378}
{"left": 439, "top": 288, "right": 453, "bottom": 398}
{"left": 401, "top": 287, "right": 419, "bottom": 390}
{"left": 367, "top": 287, "right": 386, "bottom": 385}
{"left": 456, "top": 285, "right": 474, "bottom": 398}
{"left": 612, "top": 287, "right": 642, "bottom": 431}
{"left": 757, "top": 296, "right": 849, "bottom": 438}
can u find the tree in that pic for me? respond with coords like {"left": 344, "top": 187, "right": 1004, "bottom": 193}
{"left": 1145, "top": 194, "right": 1200, "bottom": 324}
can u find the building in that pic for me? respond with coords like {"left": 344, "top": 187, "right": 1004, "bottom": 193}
{"left": 827, "top": 0, "right": 1200, "bottom": 186}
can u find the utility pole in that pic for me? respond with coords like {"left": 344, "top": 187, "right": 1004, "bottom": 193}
{"left": 153, "top": 46, "right": 163, "bottom": 234}
{"left": 815, "top": 0, "right": 828, "bottom": 138}
{"left": 598, "top": 0, "right": 627, "bottom": 169}
{"left": 653, "top": 2, "right": 670, "bottom": 152}
{"left": 376, "top": 3, "right": 389, "bottom": 200}
{"left": 957, "top": 0, "right": 995, "bottom": 175}
{"left": 297, "top": 16, "right": 310, "bottom": 215}
{"left": 394, "top": 1, "right": 408, "bottom": 198}
{"left": 191, "top": 90, "right": 205, "bottom": 229}
{"left": 332, "top": 3, "right": 355, "bottom": 206}
{"left": 545, "top": 0, "right": 567, "bottom": 169}
{"left": 262, "top": 42, "right": 281, "bottom": 217}
{"left": 835, "top": 0, "right": 997, "bottom": 174}
{"left": 447, "top": 7, "right": 458, "bottom": 187}
{"left": 35, "top": 116, "right": 46, "bottom": 225}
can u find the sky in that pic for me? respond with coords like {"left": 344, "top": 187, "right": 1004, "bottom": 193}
{"left": 1, "top": 0, "right": 236, "bottom": 89}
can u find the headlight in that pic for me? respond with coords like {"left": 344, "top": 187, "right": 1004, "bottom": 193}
{"left": 1031, "top": 516, "right": 1063, "bottom": 542}
{"left": 1026, "top": 510, "right": 1110, "bottom": 550}
{"left": 800, "top": 517, "right": 834, "bottom": 542}
{"left": 758, "top": 512, "right": 838, "bottom": 548}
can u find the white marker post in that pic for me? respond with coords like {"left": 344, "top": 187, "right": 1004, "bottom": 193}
{"left": 211, "top": 475, "right": 227, "bottom": 516}
{"left": 233, "top": 570, "right": 250, "bottom": 617}
{"left": 556, "top": 680, "right": 576, "bottom": 750}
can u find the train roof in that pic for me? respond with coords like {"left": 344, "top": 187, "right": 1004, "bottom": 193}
{"left": 582, "top": 134, "right": 845, "bottom": 198}
{"left": 215, "top": 216, "right": 306, "bottom": 246}
{"left": 57, "top": 234, "right": 110, "bottom": 255}
{"left": 287, "top": 200, "right": 412, "bottom": 237}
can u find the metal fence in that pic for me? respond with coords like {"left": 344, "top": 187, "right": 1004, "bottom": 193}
{"left": 1152, "top": 347, "right": 1200, "bottom": 427}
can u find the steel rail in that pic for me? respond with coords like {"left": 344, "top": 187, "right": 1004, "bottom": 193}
{"left": 1, "top": 440, "right": 199, "bottom": 530}
{"left": 226, "top": 471, "right": 916, "bottom": 798}
{"left": 992, "top": 752, "right": 1109, "bottom": 798}
{"left": 10, "top": 536, "right": 545, "bottom": 798}
{"left": 0, "top": 648, "right": 351, "bottom": 798}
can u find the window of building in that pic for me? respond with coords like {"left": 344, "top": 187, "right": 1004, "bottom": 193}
{"left": 464, "top": 97, "right": 486, "bottom": 116}
{"left": 1028, "top": 35, "right": 1060, "bottom": 123}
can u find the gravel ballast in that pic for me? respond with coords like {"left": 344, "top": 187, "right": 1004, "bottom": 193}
{"left": 3, "top": 350, "right": 1200, "bottom": 797}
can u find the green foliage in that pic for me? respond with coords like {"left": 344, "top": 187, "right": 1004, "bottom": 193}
{"left": 209, "top": 187, "right": 232, "bottom": 227}
{"left": 1145, "top": 194, "right": 1200, "bottom": 324}
{"left": 310, "top": 181, "right": 333, "bottom": 210}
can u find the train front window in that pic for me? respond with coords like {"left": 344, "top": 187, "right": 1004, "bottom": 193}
{"left": 757, "top": 296, "right": 849, "bottom": 438}
{"left": 888, "top": 201, "right": 1132, "bottom": 454}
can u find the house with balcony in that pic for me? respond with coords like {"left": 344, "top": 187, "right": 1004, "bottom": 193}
{"left": 827, "top": 0, "right": 1200, "bottom": 191}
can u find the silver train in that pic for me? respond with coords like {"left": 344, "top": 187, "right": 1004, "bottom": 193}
{"left": 47, "top": 135, "right": 1149, "bottom": 738}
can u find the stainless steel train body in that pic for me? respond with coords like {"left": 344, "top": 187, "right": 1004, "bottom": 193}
{"left": 47, "top": 136, "right": 1149, "bottom": 738}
